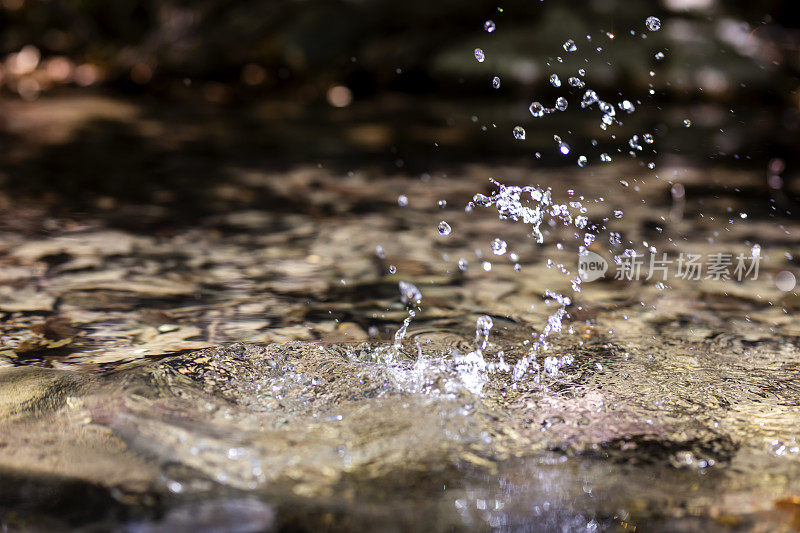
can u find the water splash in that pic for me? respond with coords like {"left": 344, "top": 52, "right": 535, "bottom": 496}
{"left": 468, "top": 179, "right": 557, "bottom": 244}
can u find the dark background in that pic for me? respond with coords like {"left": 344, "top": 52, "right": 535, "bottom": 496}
{"left": 0, "top": 0, "right": 798, "bottom": 211}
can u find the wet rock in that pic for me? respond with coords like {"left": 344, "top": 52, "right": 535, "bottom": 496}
{"left": 0, "top": 366, "right": 88, "bottom": 420}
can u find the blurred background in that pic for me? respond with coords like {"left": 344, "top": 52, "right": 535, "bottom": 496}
{"left": 0, "top": 0, "right": 798, "bottom": 215}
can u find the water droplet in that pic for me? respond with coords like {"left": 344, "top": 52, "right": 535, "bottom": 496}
{"left": 559, "top": 142, "right": 570, "bottom": 155}
{"left": 645, "top": 16, "right": 662, "bottom": 31}
{"left": 529, "top": 101, "right": 546, "bottom": 117}
{"left": 619, "top": 100, "right": 635, "bottom": 113}
{"left": 550, "top": 74, "right": 561, "bottom": 87}
{"left": 438, "top": 200, "right": 447, "bottom": 208}
{"left": 484, "top": 20, "right": 496, "bottom": 33}
{"left": 600, "top": 153, "right": 611, "bottom": 162}
{"left": 474, "top": 48, "right": 485, "bottom": 63}
{"left": 458, "top": 258, "right": 468, "bottom": 271}
{"left": 555, "top": 97, "right": 568, "bottom": 111}
{"left": 438, "top": 221, "right": 452, "bottom": 235}
{"left": 655, "top": 51, "right": 665, "bottom": 61}
{"left": 375, "top": 245, "right": 386, "bottom": 258}
{"left": 473, "top": 193, "right": 492, "bottom": 207}
{"left": 581, "top": 90, "right": 598, "bottom": 108}
{"left": 568, "top": 77, "right": 585, "bottom": 88}
{"left": 575, "top": 215, "right": 588, "bottom": 228}
{"left": 643, "top": 133, "right": 654, "bottom": 143}
{"left": 491, "top": 238, "right": 507, "bottom": 255}
{"left": 563, "top": 39, "right": 577, "bottom": 52}
{"left": 482, "top": 261, "right": 492, "bottom": 272}
{"left": 578, "top": 68, "right": 586, "bottom": 77}
{"left": 776, "top": 271, "right": 796, "bottom": 292}
{"left": 513, "top": 126, "right": 526, "bottom": 140}
{"left": 577, "top": 155, "right": 587, "bottom": 167}
{"left": 399, "top": 281, "right": 422, "bottom": 305}
{"left": 389, "top": 265, "right": 397, "bottom": 274}
{"left": 683, "top": 119, "right": 692, "bottom": 127}
{"left": 492, "top": 76, "right": 501, "bottom": 89}
{"left": 397, "top": 195, "right": 408, "bottom": 206}
{"left": 477, "top": 314, "right": 493, "bottom": 330}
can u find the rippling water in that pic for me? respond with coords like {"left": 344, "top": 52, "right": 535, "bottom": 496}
{"left": 2, "top": 130, "right": 800, "bottom": 528}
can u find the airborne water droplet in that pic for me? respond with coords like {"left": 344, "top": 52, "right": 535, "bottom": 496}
{"left": 398, "top": 281, "right": 422, "bottom": 305}
{"left": 555, "top": 97, "right": 568, "bottom": 111}
{"left": 529, "top": 102, "right": 546, "bottom": 117}
{"left": 491, "top": 238, "right": 507, "bottom": 255}
{"left": 474, "top": 48, "right": 485, "bottom": 63}
{"left": 619, "top": 100, "right": 635, "bottom": 113}
{"left": 492, "top": 76, "right": 501, "bottom": 89}
{"left": 683, "top": 119, "right": 692, "bottom": 127}
{"left": 563, "top": 39, "right": 577, "bottom": 52}
{"left": 472, "top": 193, "right": 492, "bottom": 207}
{"left": 484, "top": 20, "right": 496, "bottom": 33}
{"left": 513, "top": 126, "right": 526, "bottom": 140}
{"left": 600, "top": 153, "right": 612, "bottom": 162}
{"left": 438, "top": 221, "right": 452, "bottom": 235}
{"left": 568, "top": 77, "right": 585, "bottom": 88}
{"left": 655, "top": 51, "right": 665, "bottom": 61}
{"left": 397, "top": 195, "right": 408, "bottom": 206}
{"left": 577, "top": 155, "right": 587, "bottom": 167}
{"left": 550, "top": 74, "right": 561, "bottom": 87}
{"left": 646, "top": 16, "right": 662, "bottom": 31}
{"left": 599, "top": 101, "right": 615, "bottom": 115}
